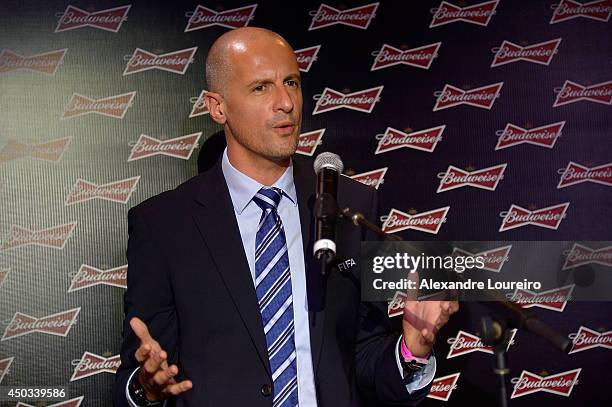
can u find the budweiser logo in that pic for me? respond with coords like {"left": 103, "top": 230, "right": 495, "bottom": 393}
{"left": 371, "top": 42, "right": 441, "bottom": 71}
{"left": 437, "top": 163, "right": 506, "bottom": 193}
{"left": 499, "top": 202, "right": 569, "bottom": 232}
{"left": 388, "top": 291, "right": 408, "bottom": 317}
{"left": 189, "top": 90, "right": 209, "bottom": 118}
{"left": 491, "top": 38, "right": 562, "bottom": 67}
{"left": 0, "top": 356, "right": 14, "bottom": 383}
{"left": 507, "top": 284, "right": 574, "bottom": 312}
{"left": 0, "top": 268, "right": 9, "bottom": 289}
{"left": 557, "top": 161, "right": 612, "bottom": 188}
{"left": 1, "top": 222, "right": 76, "bottom": 251}
{"left": 562, "top": 243, "right": 612, "bottom": 270}
{"left": 55, "top": 5, "right": 130, "bottom": 33}
{"left": 553, "top": 80, "right": 612, "bottom": 107}
{"left": 0, "top": 137, "right": 71, "bottom": 164}
{"left": 510, "top": 369, "right": 581, "bottom": 399}
{"left": 124, "top": 47, "right": 197, "bottom": 75}
{"left": 62, "top": 91, "right": 136, "bottom": 119}
{"left": 433, "top": 82, "right": 503, "bottom": 111}
{"left": 128, "top": 133, "right": 201, "bottom": 161}
{"left": 2, "top": 308, "right": 80, "bottom": 341}
{"left": 452, "top": 245, "right": 512, "bottom": 272}
{"left": 568, "top": 326, "right": 612, "bottom": 353}
{"left": 184, "top": 4, "right": 257, "bottom": 31}
{"left": 295, "top": 129, "right": 325, "bottom": 156}
{"left": 309, "top": 3, "right": 379, "bottom": 30}
{"left": 495, "top": 121, "right": 565, "bottom": 150}
{"left": 68, "top": 264, "right": 127, "bottom": 292}
{"left": 550, "top": 0, "right": 612, "bottom": 23}
{"left": 375, "top": 126, "right": 445, "bottom": 154}
{"left": 381, "top": 206, "right": 450, "bottom": 234}
{"left": 0, "top": 49, "right": 67, "bottom": 75}
{"left": 349, "top": 168, "right": 387, "bottom": 190}
{"left": 313, "top": 86, "right": 383, "bottom": 114}
{"left": 70, "top": 352, "right": 121, "bottom": 381}
{"left": 427, "top": 373, "right": 460, "bottom": 401}
{"left": 295, "top": 45, "right": 321, "bottom": 72}
{"left": 17, "top": 396, "right": 84, "bottom": 407}
{"left": 65, "top": 176, "right": 139, "bottom": 205}
{"left": 446, "top": 329, "right": 516, "bottom": 358}
{"left": 430, "top": 0, "right": 499, "bottom": 27}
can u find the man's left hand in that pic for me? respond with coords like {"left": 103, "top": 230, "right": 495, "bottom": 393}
{"left": 402, "top": 300, "right": 459, "bottom": 357}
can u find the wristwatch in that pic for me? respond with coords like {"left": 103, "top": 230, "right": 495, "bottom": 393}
{"left": 129, "top": 372, "right": 163, "bottom": 406}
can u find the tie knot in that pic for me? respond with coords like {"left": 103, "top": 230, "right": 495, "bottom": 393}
{"left": 252, "top": 187, "right": 283, "bottom": 211}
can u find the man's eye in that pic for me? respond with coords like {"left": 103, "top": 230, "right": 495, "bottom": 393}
{"left": 286, "top": 80, "right": 299, "bottom": 87}
{"left": 253, "top": 84, "right": 266, "bottom": 92}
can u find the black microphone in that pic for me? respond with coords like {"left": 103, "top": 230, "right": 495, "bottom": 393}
{"left": 313, "top": 152, "right": 343, "bottom": 266}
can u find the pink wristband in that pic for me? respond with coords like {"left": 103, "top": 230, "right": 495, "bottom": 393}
{"left": 401, "top": 337, "right": 430, "bottom": 362}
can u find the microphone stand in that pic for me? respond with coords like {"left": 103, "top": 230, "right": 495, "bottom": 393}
{"left": 340, "top": 206, "right": 572, "bottom": 407}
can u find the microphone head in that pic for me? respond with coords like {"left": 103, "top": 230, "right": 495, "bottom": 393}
{"left": 314, "top": 152, "right": 344, "bottom": 175}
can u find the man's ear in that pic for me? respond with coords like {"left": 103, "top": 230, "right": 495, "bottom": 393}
{"left": 205, "top": 91, "right": 226, "bottom": 125}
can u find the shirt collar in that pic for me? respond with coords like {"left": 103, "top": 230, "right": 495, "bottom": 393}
{"left": 221, "top": 148, "right": 297, "bottom": 215}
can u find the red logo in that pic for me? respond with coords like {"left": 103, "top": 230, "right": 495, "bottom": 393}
{"left": 557, "top": 161, "right": 612, "bottom": 188}
{"left": 0, "top": 49, "right": 67, "bottom": 75}
{"left": 568, "top": 326, "right": 612, "bottom": 353}
{"left": 507, "top": 284, "right": 574, "bottom": 312}
{"left": 491, "top": 38, "right": 561, "bottom": 67}
{"left": 128, "top": 133, "right": 201, "bottom": 162}
{"left": 430, "top": 0, "right": 499, "bottom": 27}
{"left": 375, "top": 126, "right": 445, "bottom": 154}
{"left": 452, "top": 245, "right": 512, "bottom": 272}
{"left": 124, "top": 47, "right": 197, "bottom": 75}
{"left": 2, "top": 308, "right": 80, "bottom": 341}
{"left": 495, "top": 121, "right": 565, "bottom": 150}
{"left": 184, "top": 4, "right": 257, "bottom": 31}
{"left": 295, "top": 129, "right": 325, "bottom": 156}
{"left": 446, "top": 329, "right": 516, "bottom": 358}
{"left": 350, "top": 168, "right": 388, "bottom": 189}
{"left": 65, "top": 177, "right": 140, "bottom": 205}
{"left": 189, "top": 90, "right": 209, "bottom": 118}
{"left": 62, "top": 91, "right": 136, "bottom": 119}
{"left": 55, "top": 5, "right": 131, "bottom": 33}
{"left": 437, "top": 163, "right": 506, "bottom": 193}
{"left": 295, "top": 45, "right": 321, "bottom": 72}
{"left": 0, "top": 268, "right": 9, "bottom": 289}
{"left": 510, "top": 369, "right": 580, "bottom": 399}
{"left": 1, "top": 222, "right": 77, "bottom": 251}
{"left": 0, "top": 137, "right": 71, "bottom": 163}
{"left": 387, "top": 291, "right": 408, "bottom": 318}
{"left": 550, "top": 0, "right": 612, "bottom": 23}
{"left": 17, "top": 396, "right": 84, "bottom": 407}
{"left": 371, "top": 42, "right": 441, "bottom": 71}
{"left": 70, "top": 352, "right": 121, "bottom": 381}
{"left": 433, "top": 82, "right": 503, "bottom": 111}
{"left": 68, "top": 264, "right": 127, "bottom": 292}
{"left": 309, "top": 3, "right": 379, "bottom": 30}
{"left": 427, "top": 373, "right": 460, "bottom": 401}
{"left": 553, "top": 80, "right": 612, "bottom": 107}
{"left": 381, "top": 207, "right": 450, "bottom": 234}
{"left": 313, "top": 86, "right": 383, "bottom": 114}
{"left": 0, "top": 356, "right": 14, "bottom": 383}
{"left": 499, "top": 202, "right": 569, "bottom": 232}
{"left": 562, "top": 243, "right": 612, "bottom": 270}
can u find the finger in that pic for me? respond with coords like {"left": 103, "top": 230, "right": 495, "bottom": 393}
{"left": 152, "top": 364, "right": 178, "bottom": 386}
{"left": 131, "top": 317, "right": 154, "bottom": 343}
{"left": 143, "top": 349, "right": 166, "bottom": 374}
{"left": 421, "top": 328, "right": 436, "bottom": 346}
{"left": 162, "top": 380, "right": 193, "bottom": 396}
{"left": 449, "top": 301, "right": 460, "bottom": 314}
{"left": 135, "top": 343, "right": 152, "bottom": 363}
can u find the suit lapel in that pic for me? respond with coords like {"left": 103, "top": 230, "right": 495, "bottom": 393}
{"left": 293, "top": 157, "right": 328, "bottom": 374}
{"left": 191, "top": 162, "right": 271, "bottom": 376}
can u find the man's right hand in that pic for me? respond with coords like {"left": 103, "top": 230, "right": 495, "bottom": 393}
{"left": 130, "top": 317, "right": 193, "bottom": 402}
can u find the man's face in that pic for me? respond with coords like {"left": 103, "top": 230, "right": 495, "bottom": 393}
{"left": 221, "top": 39, "right": 302, "bottom": 162}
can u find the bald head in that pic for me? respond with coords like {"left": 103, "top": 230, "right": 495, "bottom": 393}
{"left": 205, "top": 27, "right": 295, "bottom": 94}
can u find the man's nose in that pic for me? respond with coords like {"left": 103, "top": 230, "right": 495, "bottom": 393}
{"left": 273, "top": 85, "right": 294, "bottom": 113}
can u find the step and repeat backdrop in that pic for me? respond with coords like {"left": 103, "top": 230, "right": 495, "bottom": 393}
{"left": 1, "top": 0, "right": 610, "bottom": 406}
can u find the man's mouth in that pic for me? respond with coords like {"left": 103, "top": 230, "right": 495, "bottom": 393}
{"left": 273, "top": 122, "right": 296, "bottom": 134}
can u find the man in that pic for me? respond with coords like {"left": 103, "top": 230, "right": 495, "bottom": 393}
{"left": 113, "top": 27, "right": 458, "bottom": 407}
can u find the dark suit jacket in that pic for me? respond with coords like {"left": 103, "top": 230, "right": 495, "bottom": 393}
{"left": 113, "top": 156, "right": 430, "bottom": 406}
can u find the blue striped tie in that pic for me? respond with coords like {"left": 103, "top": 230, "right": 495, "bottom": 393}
{"left": 252, "top": 187, "right": 299, "bottom": 407}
